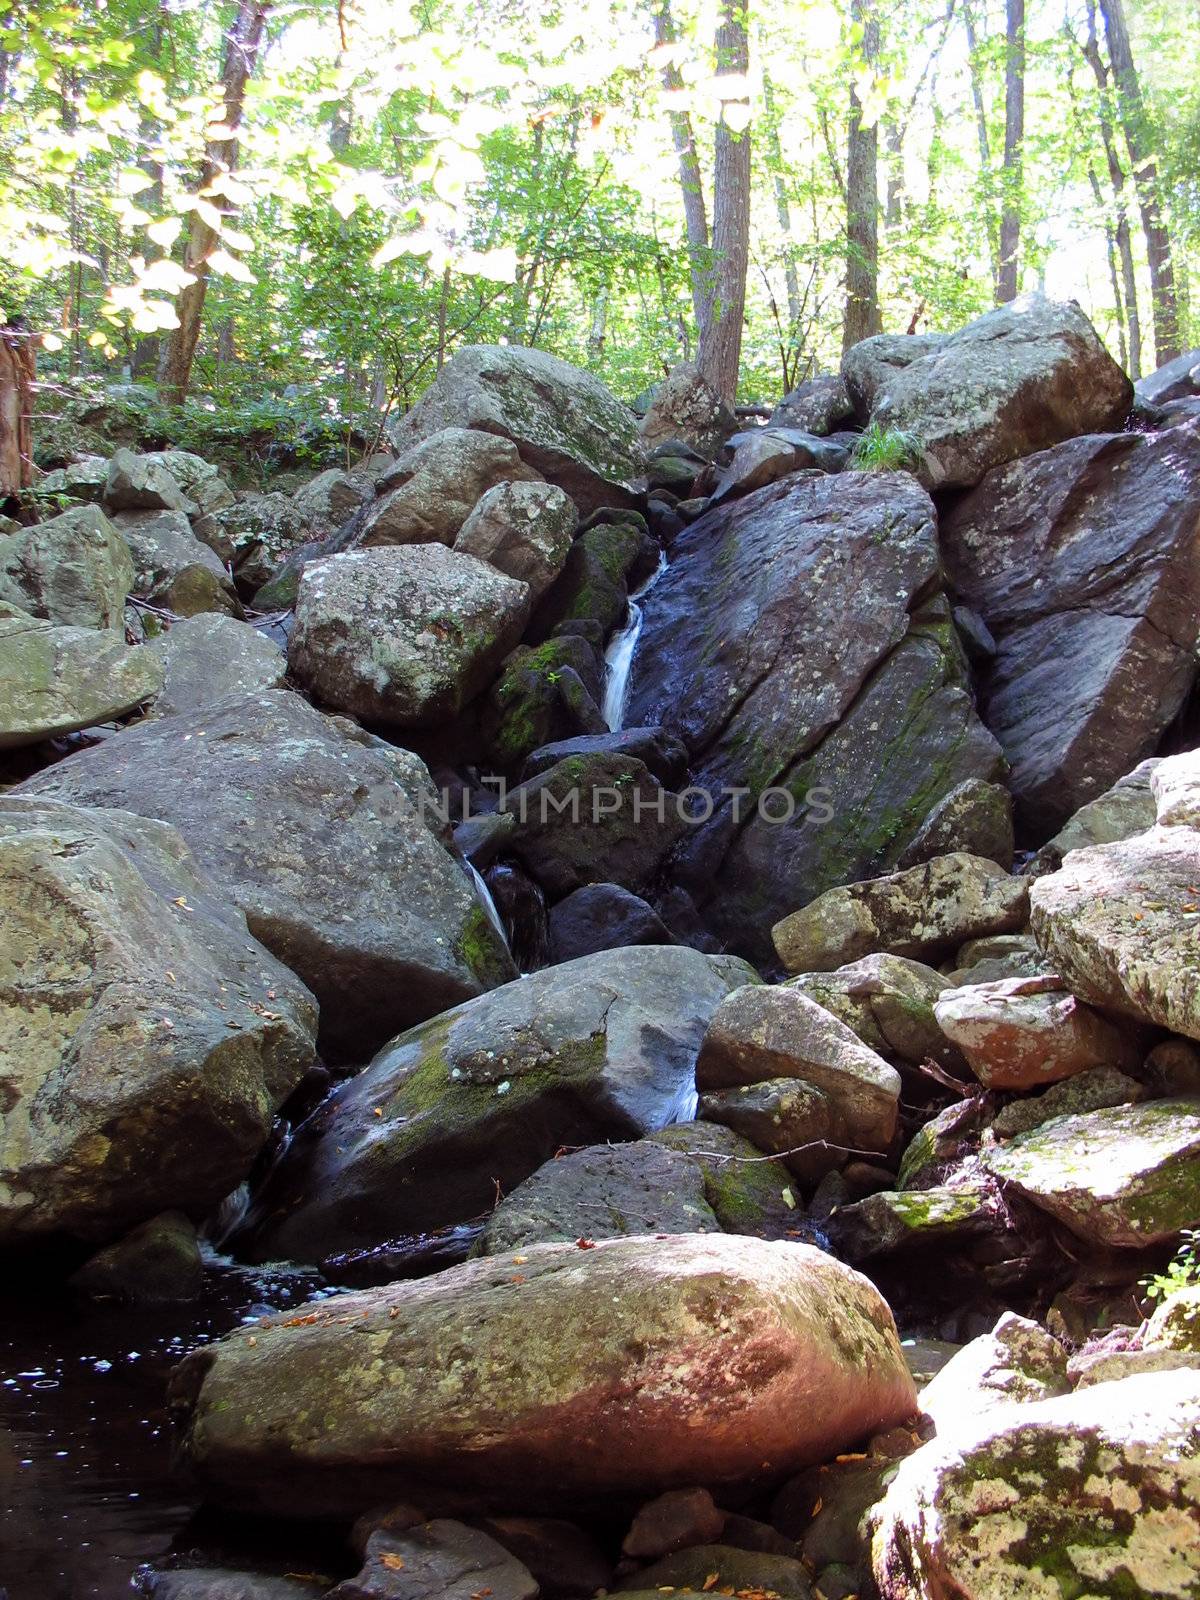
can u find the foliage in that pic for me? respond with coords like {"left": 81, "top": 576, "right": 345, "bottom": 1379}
{"left": 1144, "top": 1229, "right": 1200, "bottom": 1305}
{"left": 850, "top": 420, "right": 922, "bottom": 471}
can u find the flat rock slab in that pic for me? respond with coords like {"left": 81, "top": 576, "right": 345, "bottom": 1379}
{"left": 172, "top": 1234, "right": 917, "bottom": 1519}
{"left": 147, "top": 614, "right": 287, "bottom": 717}
{"left": 0, "top": 605, "right": 162, "bottom": 747}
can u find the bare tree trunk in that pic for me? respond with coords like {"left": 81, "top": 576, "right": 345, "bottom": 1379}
{"left": 884, "top": 119, "right": 903, "bottom": 229}
{"left": 962, "top": 0, "right": 999, "bottom": 295}
{"left": 996, "top": 0, "right": 1025, "bottom": 302}
{"left": 1080, "top": 0, "right": 1142, "bottom": 376}
{"left": 651, "top": 0, "right": 710, "bottom": 330}
{"left": 0, "top": 323, "right": 35, "bottom": 499}
{"left": 843, "top": 0, "right": 882, "bottom": 352}
{"left": 158, "top": 0, "right": 270, "bottom": 407}
{"left": 763, "top": 75, "right": 802, "bottom": 332}
{"left": 695, "top": 0, "right": 751, "bottom": 406}
{"left": 587, "top": 283, "right": 610, "bottom": 363}
{"left": 1098, "top": 0, "right": 1179, "bottom": 364}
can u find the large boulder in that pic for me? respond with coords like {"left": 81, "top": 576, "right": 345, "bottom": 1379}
{"left": 0, "top": 797, "right": 316, "bottom": 1247}
{"left": 984, "top": 1098, "right": 1200, "bottom": 1247}
{"left": 359, "top": 428, "right": 542, "bottom": 549}
{"left": 842, "top": 295, "right": 1132, "bottom": 490}
{"left": 768, "top": 374, "right": 855, "bottom": 436}
{"left": 784, "top": 955, "right": 957, "bottom": 1071}
{"left": 941, "top": 420, "right": 1200, "bottom": 833}
{"left": 625, "top": 473, "right": 1003, "bottom": 958}
{"left": 1030, "top": 824, "right": 1200, "bottom": 1041}
{"left": 288, "top": 547, "right": 529, "bottom": 727}
{"left": 0, "top": 603, "right": 162, "bottom": 747}
{"left": 872, "top": 1371, "right": 1200, "bottom": 1600}
{"left": 1135, "top": 348, "right": 1200, "bottom": 406}
{"left": 772, "top": 854, "right": 1029, "bottom": 974}
{"left": 16, "top": 689, "right": 513, "bottom": 1060}
{"left": 113, "top": 508, "right": 243, "bottom": 618}
{"left": 548, "top": 882, "right": 673, "bottom": 962}
{"left": 146, "top": 614, "right": 286, "bottom": 717}
{"left": 232, "top": 945, "right": 757, "bottom": 1264}
{"left": 389, "top": 345, "right": 644, "bottom": 516}
{"left": 103, "top": 447, "right": 195, "bottom": 514}
{"left": 0, "top": 505, "right": 133, "bottom": 629}
{"left": 171, "top": 1233, "right": 918, "bottom": 1518}
{"left": 454, "top": 479, "right": 578, "bottom": 602}
{"left": 1030, "top": 758, "right": 1159, "bottom": 874}
{"left": 638, "top": 362, "right": 736, "bottom": 459}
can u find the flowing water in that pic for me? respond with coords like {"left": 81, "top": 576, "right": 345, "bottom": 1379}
{"left": 601, "top": 549, "right": 668, "bottom": 732}
{"left": 463, "top": 860, "right": 512, "bottom": 954}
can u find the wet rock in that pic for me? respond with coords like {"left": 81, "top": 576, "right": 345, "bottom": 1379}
{"left": 104, "top": 447, "right": 196, "bottom": 514}
{"left": 942, "top": 422, "right": 1200, "bottom": 833}
{"left": 521, "top": 727, "right": 689, "bottom": 788}
{"left": 769, "top": 374, "right": 855, "bottom": 435}
{"left": 455, "top": 479, "right": 578, "bottom": 602}
{"left": 174, "top": 1234, "right": 917, "bottom": 1518}
{"left": 696, "top": 984, "right": 901, "bottom": 1154}
{"left": 361, "top": 428, "right": 542, "bottom": 549}
{"left": 289, "top": 546, "right": 529, "bottom": 727}
{"left": 984, "top": 1098, "right": 1200, "bottom": 1247}
{"left": 548, "top": 882, "right": 673, "bottom": 962}
{"left": 329, "top": 1521, "right": 538, "bottom": 1600}
{"left": 872, "top": 1370, "right": 1200, "bottom": 1600}
{"left": 626, "top": 473, "right": 1003, "bottom": 959}
{"left": 0, "top": 796, "right": 316, "bottom": 1246}
{"left": 389, "top": 345, "right": 644, "bottom": 516}
{"left": 990, "top": 1065, "right": 1145, "bottom": 1137}
{"left": 0, "top": 602, "right": 162, "bottom": 747}
{"left": 844, "top": 294, "right": 1131, "bottom": 490}
{"left": 773, "top": 853, "right": 1029, "bottom": 975}
{"left": 0, "top": 504, "right": 133, "bottom": 629}
{"left": 70, "top": 1211, "right": 203, "bottom": 1303}
{"left": 17, "top": 689, "right": 512, "bottom": 1060}
{"left": 532, "top": 516, "right": 658, "bottom": 641}
{"left": 649, "top": 1122, "right": 799, "bottom": 1238}
{"left": 476, "top": 1140, "right": 719, "bottom": 1254}
{"left": 234, "top": 946, "right": 754, "bottom": 1263}
{"left": 146, "top": 614, "right": 287, "bottom": 717}
{"left": 917, "top": 1313, "right": 1069, "bottom": 1429}
{"left": 896, "top": 778, "right": 1014, "bottom": 871}
{"left": 933, "top": 975, "right": 1141, "bottom": 1091}
{"left": 622, "top": 1487, "right": 727, "bottom": 1559}
{"left": 142, "top": 1572, "right": 327, "bottom": 1600}
{"left": 617, "top": 1545, "right": 814, "bottom": 1598}
{"left": 783, "top": 954, "right": 957, "bottom": 1071}
{"left": 1030, "top": 825, "right": 1200, "bottom": 1041}
{"left": 638, "top": 362, "right": 736, "bottom": 459}
{"left": 482, "top": 636, "right": 607, "bottom": 770}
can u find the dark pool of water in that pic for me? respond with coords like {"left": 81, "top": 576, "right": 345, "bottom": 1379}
{"left": 0, "top": 1258, "right": 340, "bottom": 1600}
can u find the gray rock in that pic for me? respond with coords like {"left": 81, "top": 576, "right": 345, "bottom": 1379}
{"left": 522, "top": 727, "right": 689, "bottom": 789}
{"left": 638, "top": 362, "right": 736, "bottom": 458}
{"left": 768, "top": 374, "right": 855, "bottom": 436}
{"left": 389, "top": 345, "right": 644, "bottom": 516}
{"left": 989, "top": 1065, "right": 1145, "bottom": 1137}
{"left": 0, "top": 505, "right": 133, "bottom": 629}
{"left": 233, "top": 945, "right": 756, "bottom": 1263}
{"left": 16, "top": 689, "right": 513, "bottom": 1061}
{"left": 917, "top": 1313, "right": 1069, "bottom": 1430}
{"left": 0, "top": 603, "right": 162, "bottom": 746}
{"left": 104, "top": 447, "right": 196, "bottom": 514}
{"left": 476, "top": 1139, "right": 720, "bottom": 1254}
{"left": 1135, "top": 347, "right": 1200, "bottom": 405}
{"left": 0, "top": 796, "right": 316, "bottom": 1246}
{"left": 113, "top": 508, "right": 242, "bottom": 618}
{"left": 548, "top": 882, "right": 674, "bottom": 962}
{"left": 784, "top": 955, "right": 957, "bottom": 1071}
{"left": 289, "top": 546, "right": 529, "bottom": 727}
{"left": 843, "top": 295, "right": 1131, "bottom": 490}
{"left": 147, "top": 614, "right": 287, "bottom": 717}
{"left": 897, "top": 779, "right": 1014, "bottom": 871}
{"left": 827, "top": 1180, "right": 1000, "bottom": 1262}
{"left": 362, "top": 428, "right": 542, "bottom": 549}
{"left": 454, "top": 479, "right": 578, "bottom": 601}
{"left": 291, "top": 466, "right": 372, "bottom": 529}
{"left": 699, "top": 1077, "right": 840, "bottom": 1184}
{"left": 142, "top": 1572, "right": 326, "bottom": 1600}
{"left": 649, "top": 1121, "right": 799, "bottom": 1238}
{"left": 69, "top": 1210, "right": 204, "bottom": 1303}
{"left": 482, "top": 636, "right": 608, "bottom": 770}
{"left": 329, "top": 1522, "right": 537, "bottom": 1600}
{"left": 212, "top": 493, "right": 311, "bottom": 588}
{"left": 942, "top": 421, "right": 1200, "bottom": 833}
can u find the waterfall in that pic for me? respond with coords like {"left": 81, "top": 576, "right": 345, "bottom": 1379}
{"left": 602, "top": 548, "right": 668, "bottom": 732}
{"left": 464, "top": 860, "right": 512, "bottom": 954}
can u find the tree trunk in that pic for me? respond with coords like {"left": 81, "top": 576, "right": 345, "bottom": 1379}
{"left": 0, "top": 323, "right": 35, "bottom": 500}
{"left": 842, "top": 0, "right": 882, "bottom": 352}
{"left": 962, "top": 0, "right": 999, "bottom": 295}
{"left": 996, "top": 0, "right": 1025, "bottom": 302}
{"left": 588, "top": 283, "right": 610, "bottom": 363}
{"left": 158, "top": 0, "right": 270, "bottom": 407}
{"left": 763, "top": 74, "right": 802, "bottom": 333}
{"left": 695, "top": 0, "right": 751, "bottom": 406}
{"left": 1080, "top": 0, "right": 1141, "bottom": 376}
{"left": 651, "top": 0, "right": 710, "bottom": 330}
{"left": 1098, "top": 0, "right": 1179, "bottom": 364}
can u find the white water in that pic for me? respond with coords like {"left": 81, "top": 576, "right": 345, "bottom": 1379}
{"left": 465, "top": 860, "right": 512, "bottom": 953}
{"left": 602, "top": 548, "right": 668, "bottom": 732}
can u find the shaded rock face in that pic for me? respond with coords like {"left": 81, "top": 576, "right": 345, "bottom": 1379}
{"left": 625, "top": 473, "right": 1002, "bottom": 958}
{"left": 896, "top": 778, "right": 1013, "bottom": 871}
{"left": 113, "top": 508, "right": 242, "bottom": 619}
{"left": 0, "top": 797, "right": 316, "bottom": 1247}
{"left": 16, "top": 689, "right": 512, "bottom": 1061}
{"left": 361, "top": 428, "right": 543, "bottom": 549}
{"left": 638, "top": 362, "right": 736, "bottom": 459}
{"left": 481, "top": 635, "right": 606, "bottom": 769}
{"left": 331, "top": 1521, "right": 538, "bottom": 1600}
{"left": 1030, "top": 824, "right": 1200, "bottom": 1041}
{"left": 389, "top": 345, "right": 645, "bottom": 516}
{"left": 476, "top": 1140, "right": 720, "bottom": 1254}
{"left": 172, "top": 1234, "right": 918, "bottom": 1519}
{"left": 984, "top": 1098, "right": 1200, "bottom": 1247}
{"left": 289, "top": 546, "right": 529, "bottom": 727}
{"left": 941, "top": 421, "right": 1200, "bottom": 834}
{"left": 234, "top": 945, "right": 756, "bottom": 1265}
{"left": 0, "top": 505, "right": 133, "bottom": 629}
{"left": 843, "top": 295, "right": 1132, "bottom": 490}
{"left": 1030, "top": 757, "right": 1159, "bottom": 874}
{"left": 872, "top": 1371, "right": 1200, "bottom": 1600}
{"left": 0, "top": 602, "right": 162, "bottom": 747}
{"left": 548, "top": 882, "right": 673, "bottom": 962}
{"left": 104, "top": 447, "right": 196, "bottom": 514}
{"left": 146, "top": 614, "right": 287, "bottom": 717}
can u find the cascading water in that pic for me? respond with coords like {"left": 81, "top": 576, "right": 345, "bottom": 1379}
{"left": 602, "top": 548, "right": 668, "bottom": 732}
{"left": 464, "top": 860, "right": 511, "bottom": 954}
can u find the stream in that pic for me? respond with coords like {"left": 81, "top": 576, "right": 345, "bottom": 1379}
{"left": 601, "top": 549, "right": 668, "bottom": 732}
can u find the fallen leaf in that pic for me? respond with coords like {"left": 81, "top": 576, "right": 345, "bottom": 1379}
{"left": 575, "top": 1237, "right": 596, "bottom": 1249}
{"left": 380, "top": 1553, "right": 405, "bottom": 1571}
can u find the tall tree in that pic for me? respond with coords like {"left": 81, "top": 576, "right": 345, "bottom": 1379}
{"left": 158, "top": 0, "right": 270, "bottom": 406}
{"left": 696, "top": 0, "right": 750, "bottom": 405}
{"left": 651, "top": 0, "right": 710, "bottom": 332}
{"left": 961, "top": 0, "right": 1000, "bottom": 293}
{"left": 1097, "top": 0, "right": 1179, "bottom": 364}
{"left": 842, "top": 0, "right": 881, "bottom": 350}
{"left": 996, "top": 0, "right": 1024, "bottom": 302}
